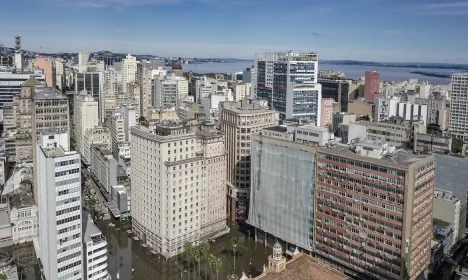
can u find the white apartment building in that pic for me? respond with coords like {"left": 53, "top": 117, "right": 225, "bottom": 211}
{"left": 219, "top": 99, "right": 279, "bottom": 220}
{"left": 154, "top": 74, "right": 188, "bottom": 108}
{"left": 121, "top": 105, "right": 137, "bottom": 142}
{"left": 74, "top": 93, "right": 99, "bottom": 155}
{"left": 137, "top": 59, "right": 167, "bottom": 117}
{"left": 108, "top": 111, "right": 126, "bottom": 160}
{"left": 122, "top": 54, "right": 137, "bottom": 93}
{"left": 449, "top": 73, "right": 468, "bottom": 140}
{"left": 254, "top": 51, "right": 322, "bottom": 124}
{"left": 83, "top": 213, "right": 109, "bottom": 280}
{"left": 79, "top": 50, "right": 90, "bottom": 72}
{"left": 374, "top": 96, "right": 428, "bottom": 126}
{"left": 82, "top": 125, "right": 111, "bottom": 165}
{"left": 200, "top": 94, "right": 227, "bottom": 119}
{"left": 194, "top": 76, "right": 218, "bottom": 102}
{"left": 433, "top": 189, "right": 462, "bottom": 246}
{"left": 35, "top": 132, "right": 82, "bottom": 280}
{"left": 90, "top": 146, "right": 117, "bottom": 194}
{"left": 233, "top": 83, "right": 251, "bottom": 101}
{"left": 130, "top": 122, "right": 228, "bottom": 259}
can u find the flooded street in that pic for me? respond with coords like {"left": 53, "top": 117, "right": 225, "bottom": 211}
{"left": 99, "top": 219, "right": 272, "bottom": 280}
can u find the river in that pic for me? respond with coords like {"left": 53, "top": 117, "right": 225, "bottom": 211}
{"left": 179, "top": 61, "right": 463, "bottom": 85}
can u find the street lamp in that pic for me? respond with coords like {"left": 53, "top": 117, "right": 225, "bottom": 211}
{"left": 20, "top": 267, "right": 28, "bottom": 280}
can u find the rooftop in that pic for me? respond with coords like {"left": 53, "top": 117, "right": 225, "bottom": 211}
{"left": 83, "top": 211, "right": 104, "bottom": 243}
{"left": 40, "top": 146, "right": 78, "bottom": 159}
{"left": 22, "top": 76, "right": 41, "bottom": 87}
{"left": 34, "top": 87, "right": 68, "bottom": 100}
{"left": 320, "top": 143, "right": 433, "bottom": 168}
{"left": 258, "top": 253, "right": 346, "bottom": 280}
{"left": 9, "top": 183, "right": 35, "bottom": 209}
{"left": 263, "top": 126, "right": 288, "bottom": 133}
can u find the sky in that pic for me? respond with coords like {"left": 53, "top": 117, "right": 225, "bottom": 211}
{"left": 1, "top": 0, "right": 468, "bottom": 63}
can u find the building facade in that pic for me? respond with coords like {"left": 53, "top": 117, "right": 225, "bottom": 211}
{"left": 74, "top": 94, "right": 99, "bottom": 155}
{"left": 36, "top": 132, "right": 82, "bottom": 280}
{"left": 90, "top": 146, "right": 117, "bottom": 194}
{"left": 219, "top": 99, "right": 279, "bottom": 220}
{"left": 0, "top": 71, "right": 45, "bottom": 108}
{"left": 320, "top": 98, "right": 334, "bottom": 128}
{"left": 319, "top": 78, "right": 350, "bottom": 112}
{"left": 122, "top": 54, "right": 137, "bottom": 93}
{"left": 83, "top": 213, "right": 109, "bottom": 280}
{"left": 75, "top": 73, "right": 103, "bottom": 121}
{"left": 130, "top": 122, "right": 228, "bottom": 259}
{"left": 154, "top": 74, "right": 188, "bottom": 108}
{"left": 315, "top": 145, "right": 435, "bottom": 280}
{"left": 255, "top": 51, "right": 322, "bottom": 124}
{"left": 82, "top": 125, "right": 111, "bottom": 165}
{"left": 364, "top": 71, "right": 380, "bottom": 103}
{"left": 449, "top": 73, "right": 468, "bottom": 140}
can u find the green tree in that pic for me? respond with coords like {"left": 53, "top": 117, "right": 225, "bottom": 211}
{"left": 0, "top": 274, "right": 6, "bottom": 280}
{"left": 199, "top": 242, "right": 211, "bottom": 277}
{"left": 184, "top": 241, "right": 193, "bottom": 276}
{"left": 208, "top": 254, "right": 222, "bottom": 280}
{"left": 452, "top": 138, "right": 465, "bottom": 154}
{"left": 191, "top": 244, "right": 202, "bottom": 277}
{"left": 83, "top": 184, "right": 104, "bottom": 222}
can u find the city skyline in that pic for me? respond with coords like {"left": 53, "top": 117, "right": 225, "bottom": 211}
{"left": 2, "top": 0, "right": 468, "bottom": 63}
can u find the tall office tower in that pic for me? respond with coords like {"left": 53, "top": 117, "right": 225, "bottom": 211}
{"left": 130, "top": 122, "right": 228, "bottom": 259}
{"left": 54, "top": 59, "right": 66, "bottom": 90}
{"left": 32, "top": 87, "right": 70, "bottom": 204}
{"left": 254, "top": 51, "right": 322, "bottom": 124}
{"left": 74, "top": 93, "right": 99, "bottom": 155}
{"left": 108, "top": 111, "right": 126, "bottom": 161}
{"left": 14, "top": 35, "right": 23, "bottom": 73}
{"left": 0, "top": 71, "right": 45, "bottom": 108}
{"left": 154, "top": 74, "right": 189, "bottom": 108}
{"left": 364, "top": 70, "right": 380, "bottom": 103}
{"left": 79, "top": 50, "right": 90, "bottom": 72}
{"left": 34, "top": 57, "right": 55, "bottom": 88}
{"left": 315, "top": 143, "right": 435, "bottom": 280}
{"left": 2, "top": 78, "right": 40, "bottom": 163}
{"left": 318, "top": 77, "right": 350, "bottom": 112}
{"left": 449, "top": 73, "right": 468, "bottom": 140}
{"left": 137, "top": 60, "right": 167, "bottom": 117}
{"left": 102, "top": 66, "right": 122, "bottom": 120}
{"left": 75, "top": 73, "right": 103, "bottom": 121}
{"left": 248, "top": 132, "right": 317, "bottom": 252}
{"left": 122, "top": 54, "right": 137, "bottom": 93}
{"left": 36, "top": 132, "right": 83, "bottom": 280}
{"left": 219, "top": 99, "right": 279, "bottom": 220}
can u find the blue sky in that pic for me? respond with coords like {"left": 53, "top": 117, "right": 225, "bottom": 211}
{"left": 1, "top": 0, "right": 468, "bottom": 63}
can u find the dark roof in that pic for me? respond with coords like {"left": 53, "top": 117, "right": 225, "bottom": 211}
{"left": 22, "top": 77, "right": 41, "bottom": 87}
{"left": 172, "top": 60, "right": 182, "bottom": 70}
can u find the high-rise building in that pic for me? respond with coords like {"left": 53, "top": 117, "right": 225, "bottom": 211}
{"left": 315, "top": 142, "right": 435, "bottom": 280}
{"left": 154, "top": 74, "right": 188, "bottom": 108}
{"left": 108, "top": 111, "right": 126, "bottom": 161}
{"left": 34, "top": 57, "right": 55, "bottom": 88}
{"left": 130, "top": 122, "right": 228, "bottom": 259}
{"left": 0, "top": 71, "right": 45, "bottom": 108}
{"left": 35, "top": 132, "right": 83, "bottom": 280}
{"left": 248, "top": 131, "right": 318, "bottom": 252}
{"left": 75, "top": 73, "right": 103, "bottom": 121}
{"left": 364, "top": 71, "right": 380, "bottom": 103}
{"left": 32, "top": 87, "right": 70, "bottom": 204}
{"left": 219, "top": 99, "right": 279, "bottom": 220}
{"left": 449, "top": 73, "right": 468, "bottom": 140}
{"left": 79, "top": 50, "right": 90, "bottom": 72}
{"left": 74, "top": 93, "right": 99, "bottom": 155}
{"left": 102, "top": 66, "right": 122, "bottom": 120}
{"left": 122, "top": 54, "right": 137, "bottom": 93}
{"left": 318, "top": 78, "right": 350, "bottom": 112}
{"left": 414, "top": 96, "right": 447, "bottom": 130}
{"left": 254, "top": 51, "right": 322, "bottom": 124}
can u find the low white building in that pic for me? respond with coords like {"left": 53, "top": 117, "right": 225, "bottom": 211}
{"left": 83, "top": 212, "right": 109, "bottom": 280}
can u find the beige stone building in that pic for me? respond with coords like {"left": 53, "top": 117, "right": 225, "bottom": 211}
{"left": 219, "top": 99, "right": 278, "bottom": 220}
{"left": 130, "top": 122, "right": 228, "bottom": 259}
{"left": 82, "top": 124, "right": 111, "bottom": 165}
